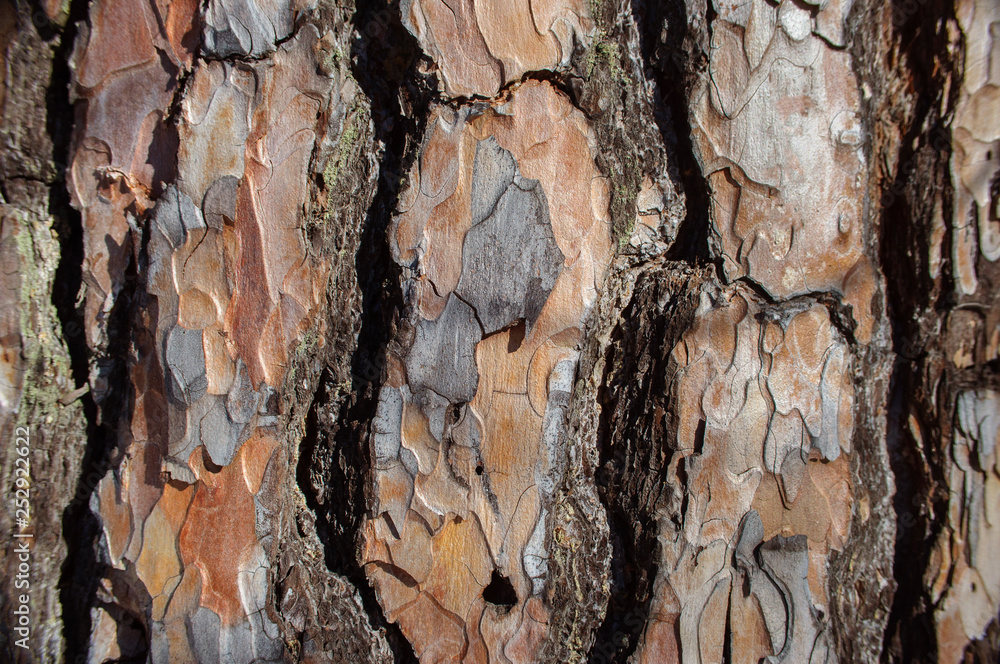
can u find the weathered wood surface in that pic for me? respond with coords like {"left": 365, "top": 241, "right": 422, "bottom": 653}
{"left": 0, "top": 0, "right": 997, "bottom": 662}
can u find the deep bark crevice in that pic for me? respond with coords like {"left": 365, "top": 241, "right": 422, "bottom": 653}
{"left": 289, "top": 2, "right": 434, "bottom": 661}
{"left": 41, "top": 0, "right": 123, "bottom": 660}
{"left": 588, "top": 266, "right": 701, "bottom": 663}
{"left": 584, "top": 1, "right": 711, "bottom": 658}
{"left": 876, "top": 0, "right": 965, "bottom": 659}
{"left": 430, "top": 66, "right": 583, "bottom": 110}
{"left": 630, "top": 0, "right": 712, "bottom": 266}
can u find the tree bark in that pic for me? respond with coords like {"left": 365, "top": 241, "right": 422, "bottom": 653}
{"left": 0, "top": 0, "right": 998, "bottom": 663}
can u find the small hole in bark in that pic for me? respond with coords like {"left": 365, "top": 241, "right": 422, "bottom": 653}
{"left": 476, "top": 465, "right": 484, "bottom": 476}
{"left": 483, "top": 570, "right": 517, "bottom": 608}
{"left": 448, "top": 402, "right": 466, "bottom": 424}
{"left": 260, "top": 389, "right": 279, "bottom": 416}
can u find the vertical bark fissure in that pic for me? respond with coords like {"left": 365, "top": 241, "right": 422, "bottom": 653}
{"left": 583, "top": 1, "right": 711, "bottom": 660}
{"left": 45, "top": 0, "right": 120, "bottom": 660}
{"left": 873, "top": 0, "right": 981, "bottom": 660}
{"left": 299, "top": 3, "right": 430, "bottom": 661}
{"left": 630, "top": 0, "right": 712, "bottom": 265}
{"left": 588, "top": 266, "right": 703, "bottom": 664}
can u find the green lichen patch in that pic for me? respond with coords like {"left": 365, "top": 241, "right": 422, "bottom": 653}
{"left": 10, "top": 208, "right": 82, "bottom": 430}
{"left": 587, "top": 39, "right": 623, "bottom": 82}
{"left": 324, "top": 108, "right": 364, "bottom": 192}
{"left": 576, "top": 0, "right": 661, "bottom": 253}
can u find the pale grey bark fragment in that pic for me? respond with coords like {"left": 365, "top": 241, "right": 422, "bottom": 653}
{"left": 165, "top": 326, "right": 207, "bottom": 406}
{"left": 148, "top": 187, "right": 265, "bottom": 469}
{"left": 202, "top": 0, "right": 302, "bottom": 59}
{"left": 471, "top": 136, "right": 516, "bottom": 226}
{"left": 202, "top": 175, "right": 240, "bottom": 230}
{"left": 405, "top": 294, "right": 481, "bottom": 404}
{"left": 456, "top": 177, "right": 564, "bottom": 334}
{"left": 758, "top": 536, "right": 831, "bottom": 664}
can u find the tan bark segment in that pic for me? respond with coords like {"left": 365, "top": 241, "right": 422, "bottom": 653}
{"left": 691, "top": 0, "right": 876, "bottom": 342}
{"left": 363, "top": 79, "right": 613, "bottom": 662}
{"left": 934, "top": 390, "right": 1000, "bottom": 663}
{"left": 632, "top": 0, "right": 882, "bottom": 660}
{"left": 929, "top": 5, "right": 1000, "bottom": 657}
{"left": 68, "top": 0, "right": 178, "bottom": 359}
{"left": 634, "top": 284, "right": 857, "bottom": 663}
{"left": 949, "top": 0, "right": 1000, "bottom": 296}
{"left": 400, "top": 0, "right": 594, "bottom": 98}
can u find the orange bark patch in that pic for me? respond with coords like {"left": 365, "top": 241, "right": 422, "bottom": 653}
{"left": 179, "top": 447, "right": 258, "bottom": 626}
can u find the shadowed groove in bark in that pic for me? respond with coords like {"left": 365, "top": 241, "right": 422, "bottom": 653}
{"left": 582, "top": 0, "right": 711, "bottom": 659}
{"left": 57, "top": 218, "right": 139, "bottom": 662}
{"left": 43, "top": 0, "right": 87, "bottom": 393}
{"left": 630, "top": 0, "right": 712, "bottom": 265}
{"left": 291, "top": 2, "right": 432, "bottom": 661}
{"left": 876, "top": 0, "right": 962, "bottom": 659}
{"left": 589, "top": 267, "right": 701, "bottom": 664}
{"left": 38, "top": 0, "right": 128, "bottom": 660}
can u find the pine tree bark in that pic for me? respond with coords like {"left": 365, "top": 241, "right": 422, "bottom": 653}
{"left": 0, "top": 0, "right": 998, "bottom": 663}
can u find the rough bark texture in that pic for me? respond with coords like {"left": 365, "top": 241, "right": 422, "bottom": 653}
{"left": 0, "top": 0, "right": 998, "bottom": 662}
